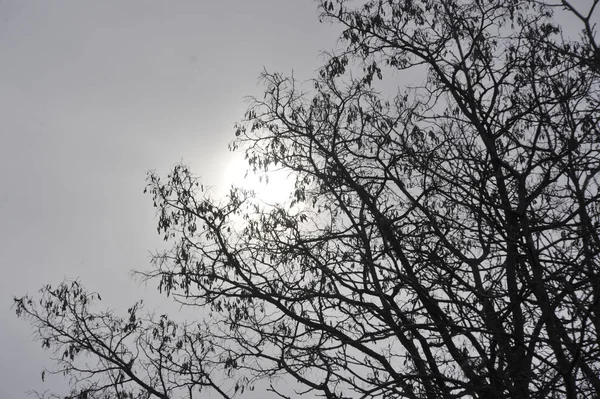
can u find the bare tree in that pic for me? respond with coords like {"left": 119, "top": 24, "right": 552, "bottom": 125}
{"left": 15, "top": 1, "right": 600, "bottom": 398}
{"left": 14, "top": 281, "right": 240, "bottom": 399}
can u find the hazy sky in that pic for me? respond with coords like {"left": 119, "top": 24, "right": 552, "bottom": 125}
{"left": 2, "top": 2, "right": 595, "bottom": 398}
{"left": 0, "top": 1, "right": 339, "bottom": 397}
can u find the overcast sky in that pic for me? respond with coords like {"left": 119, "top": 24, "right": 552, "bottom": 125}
{"left": 0, "top": 1, "right": 339, "bottom": 397}
{"left": 2, "top": 1, "right": 595, "bottom": 398}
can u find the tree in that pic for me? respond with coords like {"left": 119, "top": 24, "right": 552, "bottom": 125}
{"left": 15, "top": 1, "right": 600, "bottom": 398}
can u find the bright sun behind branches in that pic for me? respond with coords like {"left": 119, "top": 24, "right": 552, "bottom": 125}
{"left": 220, "top": 152, "right": 296, "bottom": 206}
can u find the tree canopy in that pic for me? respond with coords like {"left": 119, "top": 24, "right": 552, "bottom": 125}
{"left": 15, "top": 1, "right": 600, "bottom": 398}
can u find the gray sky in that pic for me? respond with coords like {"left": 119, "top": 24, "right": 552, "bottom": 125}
{"left": 0, "top": 1, "right": 338, "bottom": 397}
{"left": 2, "top": 1, "right": 595, "bottom": 398}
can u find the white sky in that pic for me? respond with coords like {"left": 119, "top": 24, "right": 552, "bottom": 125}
{"left": 0, "top": 1, "right": 339, "bottom": 397}
{"left": 1, "top": 1, "right": 595, "bottom": 398}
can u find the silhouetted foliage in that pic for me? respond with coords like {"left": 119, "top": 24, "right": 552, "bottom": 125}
{"left": 15, "top": 1, "right": 600, "bottom": 398}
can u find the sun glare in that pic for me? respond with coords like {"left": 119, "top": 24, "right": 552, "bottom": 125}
{"left": 219, "top": 152, "right": 296, "bottom": 205}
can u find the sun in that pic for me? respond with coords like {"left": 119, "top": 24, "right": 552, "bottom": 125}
{"left": 219, "top": 152, "right": 296, "bottom": 205}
